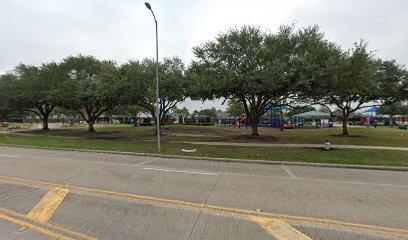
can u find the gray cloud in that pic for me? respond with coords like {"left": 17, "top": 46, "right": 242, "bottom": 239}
{"left": 1, "top": 0, "right": 406, "bottom": 110}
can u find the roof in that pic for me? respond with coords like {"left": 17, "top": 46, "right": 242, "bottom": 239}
{"left": 293, "top": 111, "right": 330, "bottom": 118}
{"left": 137, "top": 112, "right": 153, "bottom": 118}
{"left": 166, "top": 112, "right": 178, "bottom": 116}
{"left": 195, "top": 114, "right": 210, "bottom": 118}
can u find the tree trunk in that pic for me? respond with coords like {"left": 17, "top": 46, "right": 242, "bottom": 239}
{"left": 342, "top": 112, "right": 349, "bottom": 135}
{"left": 42, "top": 114, "right": 50, "bottom": 130}
{"left": 390, "top": 115, "right": 393, "bottom": 128}
{"left": 251, "top": 114, "right": 259, "bottom": 136}
{"left": 88, "top": 121, "right": 95, "bottom": 132}
{"left": 279, "top": 112, "right": 284, "bottom": 132}
{"left": 88, "top": 116, "right": 95, "bottom": 132}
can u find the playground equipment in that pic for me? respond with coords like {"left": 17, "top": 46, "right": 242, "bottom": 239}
{"left": 356, "top": 118, "right": 368, "bottom": 126}
{"left": 361, "top": 106, "right": 377, "bottom": 128}
{"left": 217, "top": 106, "right": 335, "bottom": 129}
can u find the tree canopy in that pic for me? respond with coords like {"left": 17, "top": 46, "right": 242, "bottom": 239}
{"left": 226, "top": 99, "right": 245, "bottom": 115}
{"left": 189, "top": 25, "right": 335, "bottom": 135}
{"left": 61, "top": 55, "right": 126, "bottom": 132}
{"left": 0, "top": 24, "right": 406, "bottom": 137}
{"left": 0, "top": 62, "right": 66, "bottom": 130}
{"left": 302, "top": 41, "right": 406, "bottom": 134}
{"left": 172, "top": 107, "right": 190, "bottom": 118}
{"left": 122, "top": 56, "right": 187, "bottom": 127}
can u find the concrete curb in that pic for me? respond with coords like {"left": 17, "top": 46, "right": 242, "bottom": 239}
{"left": 1, "top": 143, "right": 408, "bottom": 172}
{"left": 183, "top": 141, "right": 408, "bottom": 151}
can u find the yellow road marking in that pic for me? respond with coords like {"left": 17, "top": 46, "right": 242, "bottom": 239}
{"left": 0, "top": 213, "right": 74, "bottom": 240}
{"left": 0, "top": 207, "right": 97, "bottom": 240}
{"left": 251, "top": 216, "right": 312, "bottom": 240}
{"left": 1, "top": 175, "right": 407, "bottom": 238}
{"left": 26, "top": 187, "right": 69, "bottom": 223}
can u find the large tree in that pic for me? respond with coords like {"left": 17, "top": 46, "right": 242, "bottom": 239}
{"left": 287, "top": 105, "right": 316, "bottom": 116}
{"left": 197, "top": 107, "right": 218, "bottom": 119}
{"left": 122, "top": 57, "right": 187, "bottom": 127}
{"left": 189, "top": 25, "right": 315, "bottom": 136}
{"left": 62, "top": 56, "right": 126, "bottom": 132}
{"left": 172, "top": 106, "right": 190, "bottom": 118}
{"left": 303, "top": 41, "right": 405, "bottom": 135}
{"left": 378, "top": 102, "right": 408, "bottom": 116}
{"left": 0, "top": 74, "right": 14, "bottom": 120}
{"left": 402, "top": 71, "right": 408, "bottom": 101}
{"left": 1, "top": 63, "right": 65, "bottom": 130}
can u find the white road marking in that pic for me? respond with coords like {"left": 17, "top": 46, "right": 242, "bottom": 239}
{"left": 141, "top": 167, "right": 220, "bottom": 176}
{"left": 0, "top": 154, "right": 19, "bottom": 158}
{"left": 282, "top": 165, "right": 299, "bottom": 179}
{"left": 132, "top": 159, "right": 157, "bottom": 166}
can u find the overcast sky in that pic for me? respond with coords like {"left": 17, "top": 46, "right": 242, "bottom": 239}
{"left": 1, "top": 0, "right": 407, "bottom": 111}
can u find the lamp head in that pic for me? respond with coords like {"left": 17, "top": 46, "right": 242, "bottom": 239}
{"left": 145, "top": 2, "right": 152, "bottom": 10}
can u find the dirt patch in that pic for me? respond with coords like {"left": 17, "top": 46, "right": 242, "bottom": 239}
{"left": 20, "top": 129, "right": 124, "bottom": 137}
{"left": 330, "top": 134, "right": 363, "bottom": 138}
{"left": 230, "top": 135, "right": 279, "bottom": 143}
{"left": 160, "top": 126, "right": 238, "bottom": 136}
{"left": 85, "top": 136, "right": 132, "bottom": 141}
{"left": 163, "top": 133, "right": 221, "bottom": 137}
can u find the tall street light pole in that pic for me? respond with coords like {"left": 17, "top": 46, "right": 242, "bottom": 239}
{"left": 145, "top": 2, "right": 161, "bottom": 152}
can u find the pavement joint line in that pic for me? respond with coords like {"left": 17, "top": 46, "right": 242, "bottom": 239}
{"left": 26, "top": 187, "right": 69, "bottom": 223}
{"left": 1, "top": 175, "right": 408, "bottom": 238}
{"left": 0, "top": 213, "right": 74, "bottom": 240}
{"left": 186, "top": 160, "right": 230, "bottom": 240}
{"left": 0, "top": 155, "right": 151, "bottom": 206}
{"left": 0, "top": 158, "right": 120, "bottom": 206}
{"left": 250, "top": 216, "right": 313, "bottom": 240}
{"left": 0, "top": 207, "right": 97, "bottom": 240}
{"left": 2, "top": 152, "right": 156, "bottom": 168}
{"left": 2, "top": 143, "right": 408, "bottom": 171}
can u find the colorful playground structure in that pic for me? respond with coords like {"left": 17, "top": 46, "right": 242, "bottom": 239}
{"left": 216, "top": 105, "right": 408, "bottom": 130}
{"left": 217, "top": 108, "right": 334, "bottom": 129}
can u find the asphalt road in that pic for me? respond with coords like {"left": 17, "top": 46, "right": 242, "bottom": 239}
{"left": 0, "top": 145, "right": 407, "bottom": 240}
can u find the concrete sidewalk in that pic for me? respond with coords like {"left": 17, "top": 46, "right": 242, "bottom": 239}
{"left": 184, "top": 141, "right": 408, "bottom": 151}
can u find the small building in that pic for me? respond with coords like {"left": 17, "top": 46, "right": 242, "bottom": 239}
{"left": 137, "top": 113, "right": 154, "bottom": 125}
{"left": 293, "top": 111, "right": 332, "bottom": 128}
{"left": 194, "top": 114, "right": 211, "bottom": 123}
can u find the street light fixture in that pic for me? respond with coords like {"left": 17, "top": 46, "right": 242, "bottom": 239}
{"left": 145, "top": 2, "right": 161, "bottom": 152}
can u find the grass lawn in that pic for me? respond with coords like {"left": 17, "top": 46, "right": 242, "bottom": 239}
{"left": 17, "top": 124, "right": 408, "bottom": 147}
{"left": 1, "top": 133, "right": 407, "bottom": 167}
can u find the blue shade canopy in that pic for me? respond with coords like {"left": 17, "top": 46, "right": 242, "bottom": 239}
{"left": 293, "top": 111, "right": 330, "bottom": 118}
{"left": 363, "top": 106, "right": 378, "bottom": 113}
{"left": 267, "top": 105, "right": 289, "bottom": 112}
